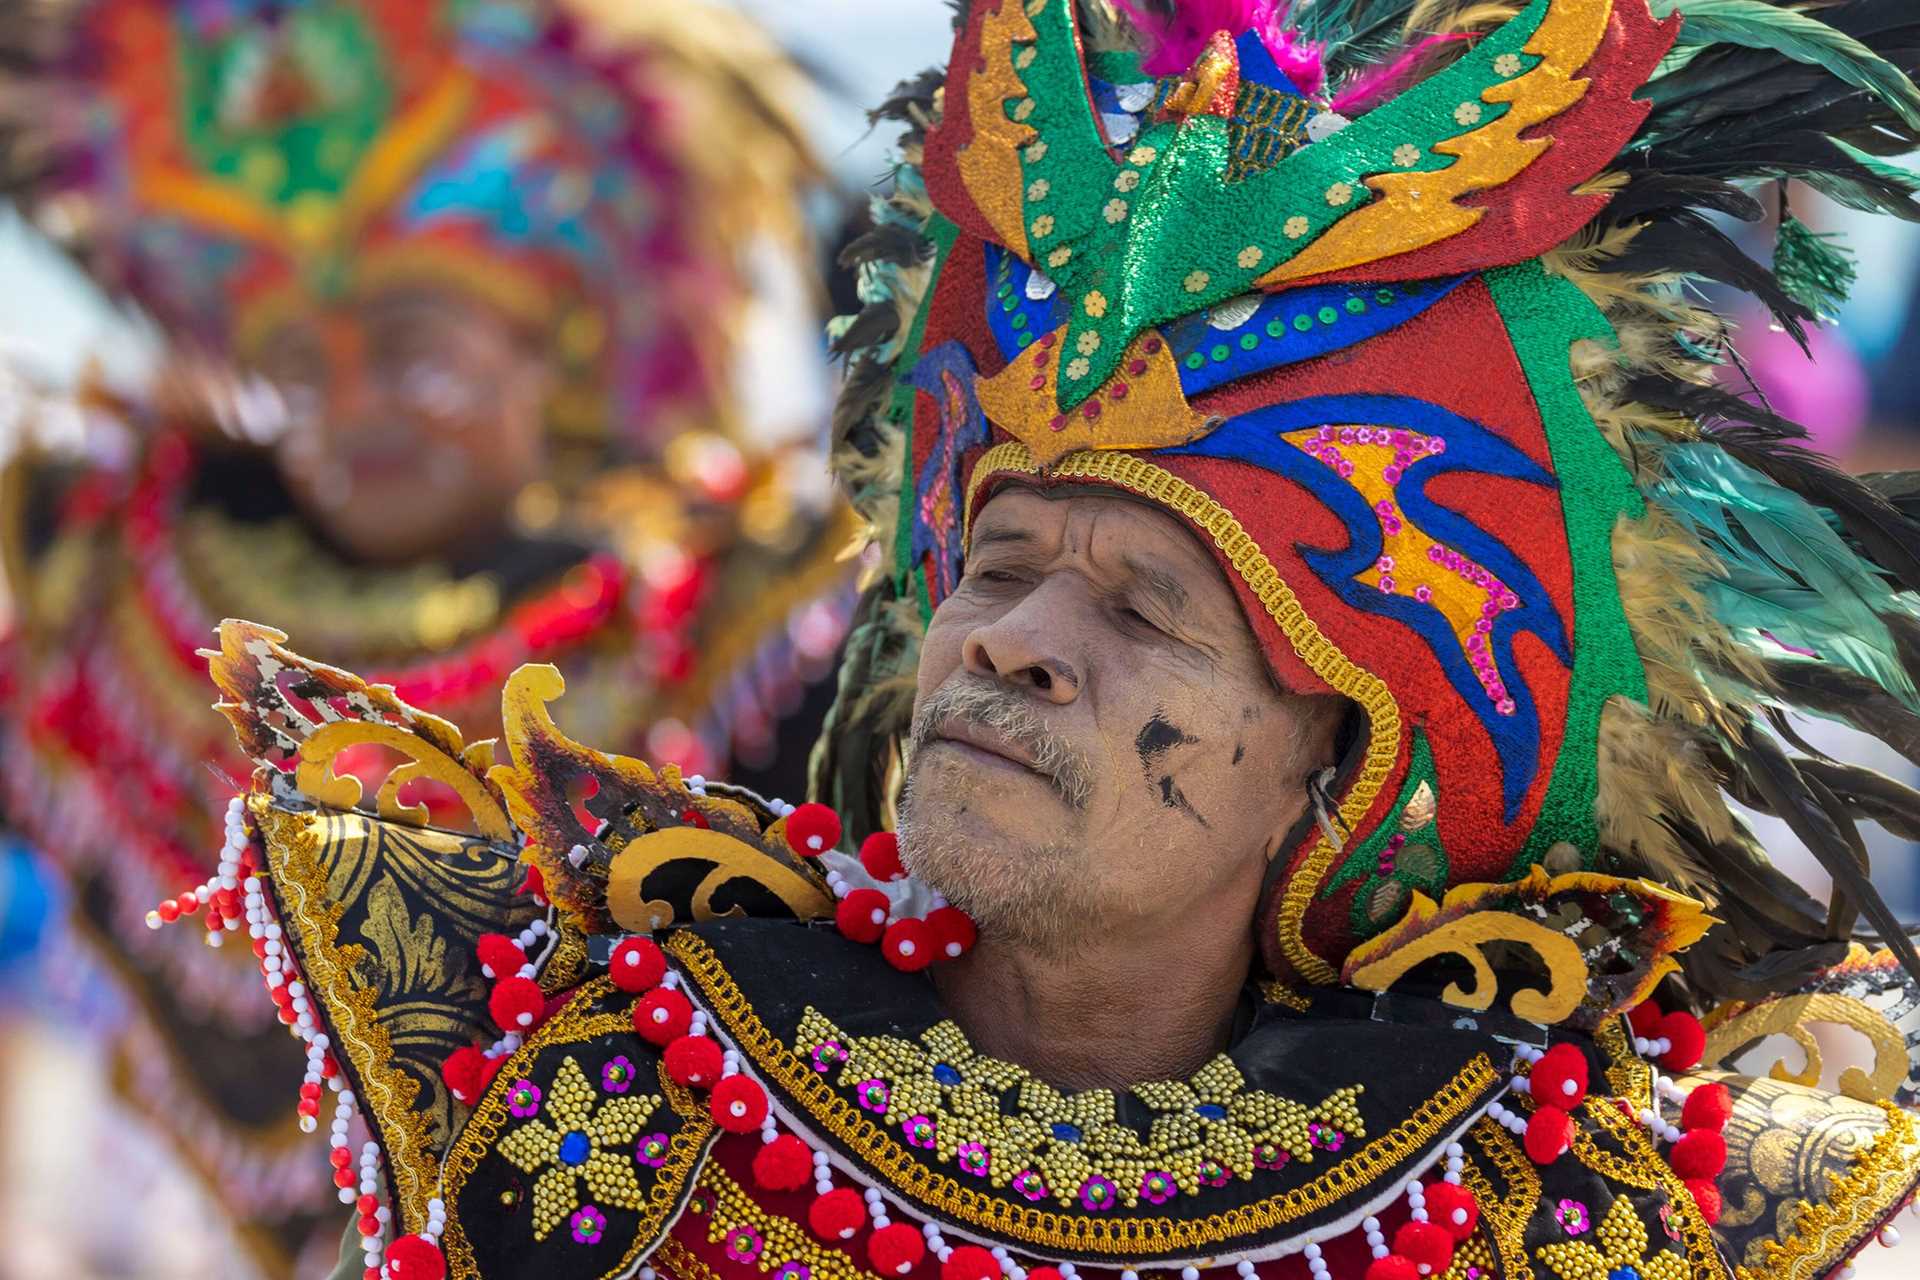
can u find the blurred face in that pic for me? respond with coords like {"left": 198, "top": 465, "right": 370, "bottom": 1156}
{"left": 256, "top": 284, "right": 551, "bottom": 564}
{"left": 897, "top": 486, "right": 1343, "bottom": 957}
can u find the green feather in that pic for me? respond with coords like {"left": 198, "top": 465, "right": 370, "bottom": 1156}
{"left": 1773, "top": 212, "right": 1858, "bottom": 322}
{"left": 1651, "top": 442, "right": 1920, "bottom": 707}
{"left": 1649, "top": 0, "right": 1920, "bottom": 131}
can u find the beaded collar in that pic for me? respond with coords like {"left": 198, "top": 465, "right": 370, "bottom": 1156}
{"left": 657, "top": 920, "right": 1504, "bottom": 1264}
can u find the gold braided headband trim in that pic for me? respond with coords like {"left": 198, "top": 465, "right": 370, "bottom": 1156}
{"left": 1734, "top": 1100, "right": 1920, "bottom": 1280}
{"left": 437, "top": 979, "right": 717, "bottom": 1280}
{"left": 252, "top": 797, "right": 442, "bottom": 1229}
{"left": 963, "top": 442, "right": 1402, "bottom": 985}
{"left": 667, "top": 931, "right": 1492, "bottom": 1254}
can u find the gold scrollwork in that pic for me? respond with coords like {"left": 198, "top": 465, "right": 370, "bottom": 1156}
{"left": 1702, "top": 994, "right": 1910, "bottom": 1104}
{"left": 1347, "top": 909, "right": 1587, "bottom": 1024}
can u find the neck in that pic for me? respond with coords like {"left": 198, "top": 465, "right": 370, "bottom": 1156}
{"left": 932, "top": 922, "right": 1252, "bottom": 1091}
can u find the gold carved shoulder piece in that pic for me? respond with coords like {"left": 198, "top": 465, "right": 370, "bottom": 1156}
{"left": 489, "top": 663, "right": 832, "bottom": 937}
{"left": 205, "top": 619, "right": 511, "bottom": 838}
{"left": 1344, "top": 868, "right": 1715, "bottom": 1028}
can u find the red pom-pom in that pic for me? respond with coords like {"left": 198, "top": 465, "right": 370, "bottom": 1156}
{"left": 1670, "top": 1129, "right": 1727, "bottom": 1181}
{"left": 475, "top": 1052, "right": 506, "bottom": 1095}
{"left": 386, "top": 1236, "right": 446, "bottom": 1280}
{"left": 1531, "top": 1044, "right": 1590, "bottom": 1109}
{"left": 785, "top": 803, "right": 843, "bottom": 857}
{"left": 867, "top": 1222, "right": 926, "bottom": 1277}
{"left": 943, "top": 1245, "right": 999, "bottom": 1280}
{"left": 664, "top": 1034, "right": 724, "bottom": 1088}
{"left": 710, "top": 1074, "right": 770, "bottom": 1133}
{"left": 836, "top": 888, "right": 890, "bottom": 944}
{"left": 1525, "top": 1105, "right": 1574, "bottom": 1165}
{"left": 609, "top": 937, "right": 666, "bottom": 993}
{"left": 632, "top": 986, "right": 693, "bottom": 1046}
{"left": 518, "top": 863, "right": 547, "bottom": 904}
{"left": 1685, "top": 1178, "right": 1723, "bottom": 1225}
{"left": 1627, "top": 1000, "right": 1664, "bottom": 1038}
{"left": 1027, "top": 1270, "right": 1064, "bottom": 1280}
{"left": 881, "top": 918, "right": 936, "bottom": 972}
{"left": 1657, "top": 1010, "right": 1707, "bottom": 1071}
{"left": 808, "top": 1187, "right": 866, "bottom": 1241}
{"left": 1365, "top": 1257, "right": 1421, "bottom": 1280}
{"left": 441, "top": 1046, "right": 488, "bottom": 1105}
{"left": 476, "top": 933, "right": 526, "bottom": 981}
{"left": 859, "top": 831, "right": 905, "bottom": 881}
{"left": 753, "top": 1133, "right": 814, "bottom": 1191}
{"left": 1424, "top": 1181, "right": 1480, "bottom": 1241}
{"left": 927, "top": 906, "right": 978, "bottom": 959}
{"left": 1681, "top": 1082, "right": 1733, "bottom": 1133}
{"left": 1394, "top": 1220, "right": 1455, "bottom": 1276}
{"left": 488, "top": 976, "right": 545, "bottom": 1032}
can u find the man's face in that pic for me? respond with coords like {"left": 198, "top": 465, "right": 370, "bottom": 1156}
{"left": 257, "top": 283, "right": 551, "bottom": 564}
{"left": 898, "top": 486, "right": 1340, "bottom": 955}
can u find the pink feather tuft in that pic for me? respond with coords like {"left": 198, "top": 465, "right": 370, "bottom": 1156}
{"left": 1329, "top": 32, "right": 1473, "bottom": 115}
{"left": 1114, "top": 0, "right": 1325, "bottom": 95}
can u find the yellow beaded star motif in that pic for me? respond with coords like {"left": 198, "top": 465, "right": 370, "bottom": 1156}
{"left": 1536, "top": 1195, "right": 1688, "bottom": 1280}
{"left": 495, "top": 1056, "right": 664, "bottom": 1240}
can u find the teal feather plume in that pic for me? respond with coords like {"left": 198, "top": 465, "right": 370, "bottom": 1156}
{"left": 1650, "top": 441, "right": 1920, "bottom": 708}
{"left": 1648, "top": 0, "right": 1920, "bottom": 131}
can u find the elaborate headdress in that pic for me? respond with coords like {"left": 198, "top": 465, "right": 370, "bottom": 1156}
{"left": 0, "top": 0, "right": 820, "bottom": 461}
{"left": 820, "top": 0, "right": 1920, "bottom": 1004}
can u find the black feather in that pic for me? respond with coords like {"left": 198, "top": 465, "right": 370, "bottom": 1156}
{"left": 1604, "top": 214, "right": 1813, "bottom": 343}
{"left": 1734, "top": 718, "right": 1920, "bottom": 983}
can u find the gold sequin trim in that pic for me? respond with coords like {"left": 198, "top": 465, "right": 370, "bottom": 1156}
{"left": 438, "top": 979, "right": 716, "bottom": 1280}
{"left": 1734, "top": 1100, "right": 1920, "bottom": 1280}
{"left": 252, "top": 797, "right": 442, "bottom": 1230}
{"left": 701, "top": 1162, "right": 886, "bottom": 1280}
{"left": 668, "top": 932, "right": 1491, "bottom": 1252}
{"left": 962, "top": 443, "right": 1401, "bottom": 985}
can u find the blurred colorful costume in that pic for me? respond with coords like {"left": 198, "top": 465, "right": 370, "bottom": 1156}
{"left": 149, "top": 1, "right": 1920, "bottom": 1279}
{"left": 0, "top": 0, "right": 851, "bottom": 1268}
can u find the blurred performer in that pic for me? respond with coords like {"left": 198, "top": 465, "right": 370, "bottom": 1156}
{"left": 0, "top": 0, "right": 852, "bottom": 1270}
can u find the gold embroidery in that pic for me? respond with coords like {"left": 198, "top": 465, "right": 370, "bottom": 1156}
{"left": 251, "top": 796, "right": 442, "bottom": 1229}
{"left": 1595, "top": 1017, "right": 1652, "bottom": 1113}
{"left": 1734, "top": 1101, "right": 1920, "bottom": 1280}
{"left": 1537, "top": 1194, "right": 1688, "bottom": 1280}
{"left": 975, "top": 329, "right": 1210, "bottom": 467}
{"left": 1575, "top": 1097, "right": 1724, "bottom": 1280}
{"left": 494, "top": 1056, "right": 664, "bottom": 1240}
{"left": 669, "top": 932, "right": 1494, "bottom": 1252}
{"left": 963, "top": 442, "right": 1401, "bottom": 985}
{"left": 797, "top": 1009, "right": 1364, "bottom": 1205}
{"left": 1466, "top": 1118, "right": 1539, "bottom": 1280}
{"left": 701, "top": 1162, "right": 886, "bottom": 1280}
{"left": 438, "top": 980, "right": 717, "bottom": 1280}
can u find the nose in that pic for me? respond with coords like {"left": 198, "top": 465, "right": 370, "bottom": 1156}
{"left": 960, "top": 582, "right": 1083, "bottom": 705}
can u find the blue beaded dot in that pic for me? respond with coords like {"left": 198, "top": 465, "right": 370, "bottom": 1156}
{"left": 1051, "top": 1122, "right": 1084, "bottom": 1143}
{"left": 1195, "top": 1102, "right": 1229, "bottom": 1120}
{"left": 932, "top": 1063, "right": 964, "bottom": 1086}
{"left": 559, "top": 1131, "right": 592, "bottom": 1167}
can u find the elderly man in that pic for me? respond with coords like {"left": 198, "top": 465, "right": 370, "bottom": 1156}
{"left": 179, "top": 2, "right": 1920, "bottom": 1280}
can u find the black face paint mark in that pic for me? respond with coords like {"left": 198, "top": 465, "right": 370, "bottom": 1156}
{"left": 1232, "top": 741, "right": 1246, "bottom": 766}
{"left": 1136, "top": 712, "right": 1197, "bottom": 771}
{"left": 1157, "top": 775, "right": 1211, "bottom": 827}
{"left": 1241, "top": 705, "right": 1258, "bottom": 723}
